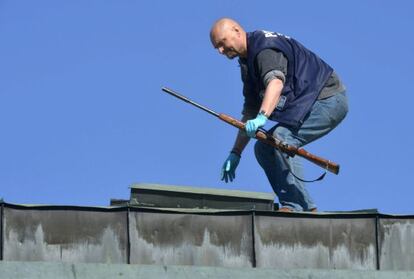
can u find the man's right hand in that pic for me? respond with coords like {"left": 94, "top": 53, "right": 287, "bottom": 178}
{"left": 221, "top": 153, "right": 240, "bottom": 183}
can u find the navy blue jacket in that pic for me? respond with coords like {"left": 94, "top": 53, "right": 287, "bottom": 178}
{"left": 244, "top": 30, "right": 333, "bottom": 128}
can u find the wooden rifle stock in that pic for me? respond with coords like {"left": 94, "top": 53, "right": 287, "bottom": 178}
{"left": 218, "top": 113, "right": 340, "bottom": 175}
{"left": 161, "top": 86, "right": 340, "bottom": 175}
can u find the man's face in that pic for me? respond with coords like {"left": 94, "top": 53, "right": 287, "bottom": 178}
{"left": 211, "top": 27, "right": 241, "bottom": 59}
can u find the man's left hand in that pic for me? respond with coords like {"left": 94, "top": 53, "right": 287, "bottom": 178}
{"left": 245, "top": 113, "right": 268, "bottom": 138}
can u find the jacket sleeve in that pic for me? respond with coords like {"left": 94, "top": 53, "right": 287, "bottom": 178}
{"left": 255, "top": 48, "right": 288, "bottom": 87}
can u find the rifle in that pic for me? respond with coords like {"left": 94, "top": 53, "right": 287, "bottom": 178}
{"left": 161, "top": 87, "right": 339, "bottom": 175}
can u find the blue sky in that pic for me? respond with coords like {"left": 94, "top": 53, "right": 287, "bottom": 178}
{"left": 1, "top": 1, "right": 413, "bottom": 214}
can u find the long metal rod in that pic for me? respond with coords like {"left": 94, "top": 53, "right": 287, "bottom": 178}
{"left": 162, "top": 87, "right": 220, "bottom": 117}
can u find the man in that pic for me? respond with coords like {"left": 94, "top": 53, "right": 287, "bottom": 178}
{"left": 210, "top": 18, "right": 348, "bottom": 212}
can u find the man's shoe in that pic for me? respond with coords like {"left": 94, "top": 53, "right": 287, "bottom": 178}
{"left": 277, "top": 207, "right": 317, "bottom": 213}
{"left": 278, "top": 207, "right": 293, "bottom": 212}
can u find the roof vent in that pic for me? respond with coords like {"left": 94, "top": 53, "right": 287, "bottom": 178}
{"left": 127, "top": 183, "right": 275, "bottom": 211}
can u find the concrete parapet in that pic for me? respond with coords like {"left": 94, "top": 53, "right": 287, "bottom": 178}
{"left": 1, "top": 261, "right": 414, "bottom": 279}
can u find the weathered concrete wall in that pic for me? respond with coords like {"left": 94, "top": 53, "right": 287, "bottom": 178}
{"left": 1, "top": 261, "right": 414, "bottom": 279}
{"left": 129, "top": 211, "right": 253, "bottom": 267}
{"left": 379, "top": 218, "right": 414, "bottom": 270}
{"left": 254, "top": 215, "right": 377, "bottom": 269}
{"left": 3, "top": 206, "right": 127, "bottom": 263}
{"left": 1, "top": 203, "right": 414, "bottom": 271}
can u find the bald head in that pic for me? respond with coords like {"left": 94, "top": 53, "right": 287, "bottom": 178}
{"left": 210, "top": 18, "right": 243, "bottom": 39}
{"left": 210, "top": 18, "right": 247, "bottom": 59}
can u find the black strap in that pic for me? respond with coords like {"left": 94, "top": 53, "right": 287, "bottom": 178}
{"left": 257, "top": 128, "right": 326, "bottom": 183}
{"left": 281, "top": 154, "right": 326, "bottom": 182}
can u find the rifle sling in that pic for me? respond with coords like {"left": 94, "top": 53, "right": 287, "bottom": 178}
{"left": 258, "top": 128, "right": 327, "bottom": 183}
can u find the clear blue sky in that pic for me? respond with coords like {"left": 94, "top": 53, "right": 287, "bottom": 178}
{"left": 1, "top": 1, "right": 413, "bottom": 214}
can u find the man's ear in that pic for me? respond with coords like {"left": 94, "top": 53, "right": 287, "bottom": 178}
{"left": 232, "top": 26, "right": 241, "bottom": 37}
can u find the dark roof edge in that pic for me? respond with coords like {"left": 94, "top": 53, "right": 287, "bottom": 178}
{"left": 1, "top": 201, "right": 414, "bottom": 219}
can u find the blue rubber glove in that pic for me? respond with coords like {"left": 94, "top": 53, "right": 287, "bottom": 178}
{"left": 221, "top": 153, "right": 240, "bottom": 183}
{"left": 245, "top": 113, "right": 268, "bottom": 138}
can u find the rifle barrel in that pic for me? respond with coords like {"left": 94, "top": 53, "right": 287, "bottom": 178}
{"left": 162, "top": 87, "right": 219, "bottom": 117}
